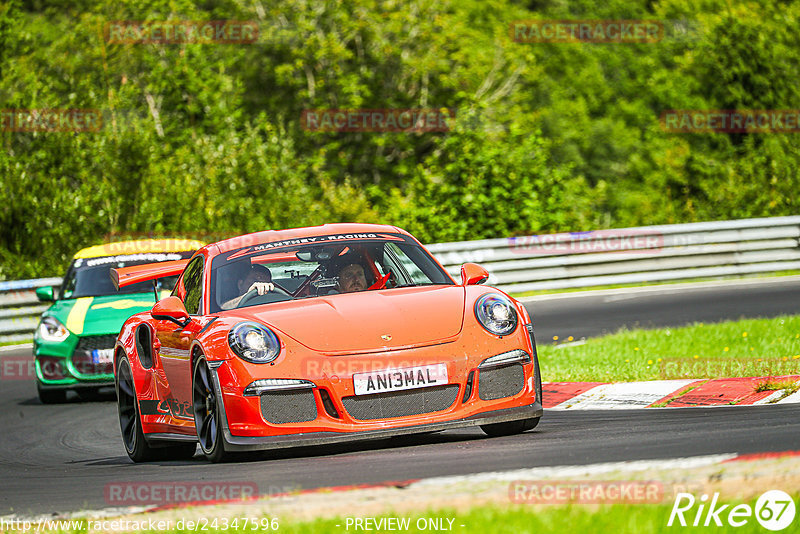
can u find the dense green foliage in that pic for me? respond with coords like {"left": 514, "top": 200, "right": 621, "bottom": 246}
{"left": 1, "top": 0, "right": 798, "bottom": 279}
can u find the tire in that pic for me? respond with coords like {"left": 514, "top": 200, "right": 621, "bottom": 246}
{"left": 37, "top": 382, "right": 67, "bottom": 404}
{"left": 116, "top": 355, "right": 196, "bottom": 462}
{"left": 192, "top": 356, "right": 231, "bottom": 463}
{"left": 480, "top": 417, "right": 540, "bottom": 437}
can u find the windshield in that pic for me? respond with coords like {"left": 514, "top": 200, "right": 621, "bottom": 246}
{"left": 209, "top": 233, "right": 453, "bottom": 313}
{"left": 60, "top": 252, "right": 195, "bottom": 299}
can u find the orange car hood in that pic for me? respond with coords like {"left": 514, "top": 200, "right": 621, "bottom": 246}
{"left": 237, "top": 285, "right": 466, "bottom": 353}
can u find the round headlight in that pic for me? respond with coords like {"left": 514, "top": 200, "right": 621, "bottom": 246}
{"left": 474, "top": 293, "right": 518, "bottom": 336}
{"left": 37, "top": 316, "right": 70, "bottom": 342}
{"left": 228, "top": 322, "right": 281, "bottom": 364}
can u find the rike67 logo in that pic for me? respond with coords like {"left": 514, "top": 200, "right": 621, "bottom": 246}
{"left": 668, "top": 491, "right": 796, "bottom": 531}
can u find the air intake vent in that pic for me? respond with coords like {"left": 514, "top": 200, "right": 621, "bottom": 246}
{"left": 135, "top": 324, "right": 154, "bottom": 369}
{"left": 478, "top": 364, "right": 524, "bottom": 401}
{"left": 260, "top": 390, "right": 318, "bottom": 424}
{"left": 342, "top": 385, "right": 459, "bottom": 421}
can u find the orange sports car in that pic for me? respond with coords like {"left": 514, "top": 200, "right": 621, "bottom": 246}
{"left": 112, "top": 224, "right": 543, "bottom": 462}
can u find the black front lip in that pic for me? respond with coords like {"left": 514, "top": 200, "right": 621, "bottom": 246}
{"left": 204, "top": 361, "right": 541, "bottom": 452}
{"left": 37, "top": 381, "right": 115, "bottom": 390}
{"left": 220, "top": 402, "right": 543, "bottom": 452}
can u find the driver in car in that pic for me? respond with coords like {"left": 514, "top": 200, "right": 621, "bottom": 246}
{"left": 336, "top": 262, "right": 369, "bottom": 293}
{"left": 221, "top": 263, "right": 274, "bottom": 309}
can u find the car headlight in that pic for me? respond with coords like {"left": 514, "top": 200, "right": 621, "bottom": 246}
{"left": 227, "top": 322, "right": 281, "bottom": 364}
{"left": 474, "top": 293, "right": 518, "bottom": 336}
{"left": 36, "top": 316, "right": 70, "bottom": 342}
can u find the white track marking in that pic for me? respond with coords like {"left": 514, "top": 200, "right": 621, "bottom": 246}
{"left": 751, "top": 391, "right": 786, "bottom": 405}
{"left": 776, "top": 389, "right": 800, "bottom": 404}
{"left": 550, "top": 380, "right": 699, "bottom": 410}
{"left": 412, "top": 454, "right": 739, "bottom": 487}
{"left": 0, "top": 343, "right": 32, "bottom": 353}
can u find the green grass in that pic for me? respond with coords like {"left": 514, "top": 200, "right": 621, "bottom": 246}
{"left": 275, "top": 504, "right": 791, "bottom": 534}
{"left": 45, "top": 500, "right": 798, "bottom": 533}
{"left": 755, "top": 379, "right": 800, "bottom": 394}
{"left": 511, "top": 270, "right": 800, "bottom": 298}
{"left": 538, "top": 315, "right": 800, "bottom": 382}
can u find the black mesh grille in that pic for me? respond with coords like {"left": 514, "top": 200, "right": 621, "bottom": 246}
{"left": 75, "top": 335, "right": 117, "bottom": 351}
{"left": 342, "top": 385, "right": 459, "bottom": 421}
{"left": 478, "top": 364, "right": 525, "bottom": 401}
{"left": 259, "top": 390, "right": 318, "bottom": 424}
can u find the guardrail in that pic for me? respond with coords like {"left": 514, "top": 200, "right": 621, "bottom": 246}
{"left": 2, "top": 216, "right": 799, "bottom": 343}
{"left": 0, "top": 277, "right": 62, "bottom": 343}
{"left": 427, "top": 215, "right": 800, "bottom": 292}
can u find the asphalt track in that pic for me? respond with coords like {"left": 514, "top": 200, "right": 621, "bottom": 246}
{"left": 1, "top": 278, "right": 799, "bottom": 516}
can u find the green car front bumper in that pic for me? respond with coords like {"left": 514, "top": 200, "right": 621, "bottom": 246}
{"left": 34, "top": 334, "right": 117, "bottom": 389}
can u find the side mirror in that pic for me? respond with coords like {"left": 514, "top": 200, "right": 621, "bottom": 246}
{"left": 151, "top": 296, "right": 191, "bottom": 328}
{"left": 460, "top": 263, "right": 490, "bottom": 286}
{"left": 35, "top": 286, "right": 55, "bottom": 302}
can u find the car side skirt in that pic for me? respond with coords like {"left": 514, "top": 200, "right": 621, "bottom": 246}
{"left": 145, "top": 433, "right": 199, "bottom": 444}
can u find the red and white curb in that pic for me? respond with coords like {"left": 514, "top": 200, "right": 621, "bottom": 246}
{"left": 543, "top": 376, "right": 800, "bottom": 409}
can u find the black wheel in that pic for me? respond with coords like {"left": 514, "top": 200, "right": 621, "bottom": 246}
{"left": 117, "top": 355, "right": 196, "bottom": 462}
{"left": 193, "top": 356, "right": 230, "bottom": 462}
{"left": 480, "top": 417, "right": 540, "bottom": 437}
{"left": 37, "top": 382, "right": 66, "bottom": 404}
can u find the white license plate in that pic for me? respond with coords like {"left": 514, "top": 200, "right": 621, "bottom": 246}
{"left": 91, "top": 349, "right": 114, "bottom": 365}
{"left": 353, "top": 363, "right": 448, "bottom": 395}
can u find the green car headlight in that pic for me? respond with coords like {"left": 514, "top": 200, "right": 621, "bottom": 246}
{"left": 37, "top": 316, "right": 70, "bottom": 342}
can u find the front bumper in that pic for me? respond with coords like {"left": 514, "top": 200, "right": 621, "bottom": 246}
{"left": 210, "top": 348, "right": 541, "bottom": 451}
{"left": 35, "top": 335, "right": 117, "bottom": 387}
{"left": 222, "top": 403, "right": 541, "bottom": 452}
{"left": 34, "top": 350, "right": 114, "bottom": 389}
{"left": 204, "top": 346, "right": 543, "bottom": 453}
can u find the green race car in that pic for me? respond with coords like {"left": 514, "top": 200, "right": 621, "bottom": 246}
{"left": 33, "top": 239, "right": 203, "bottom": 403}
